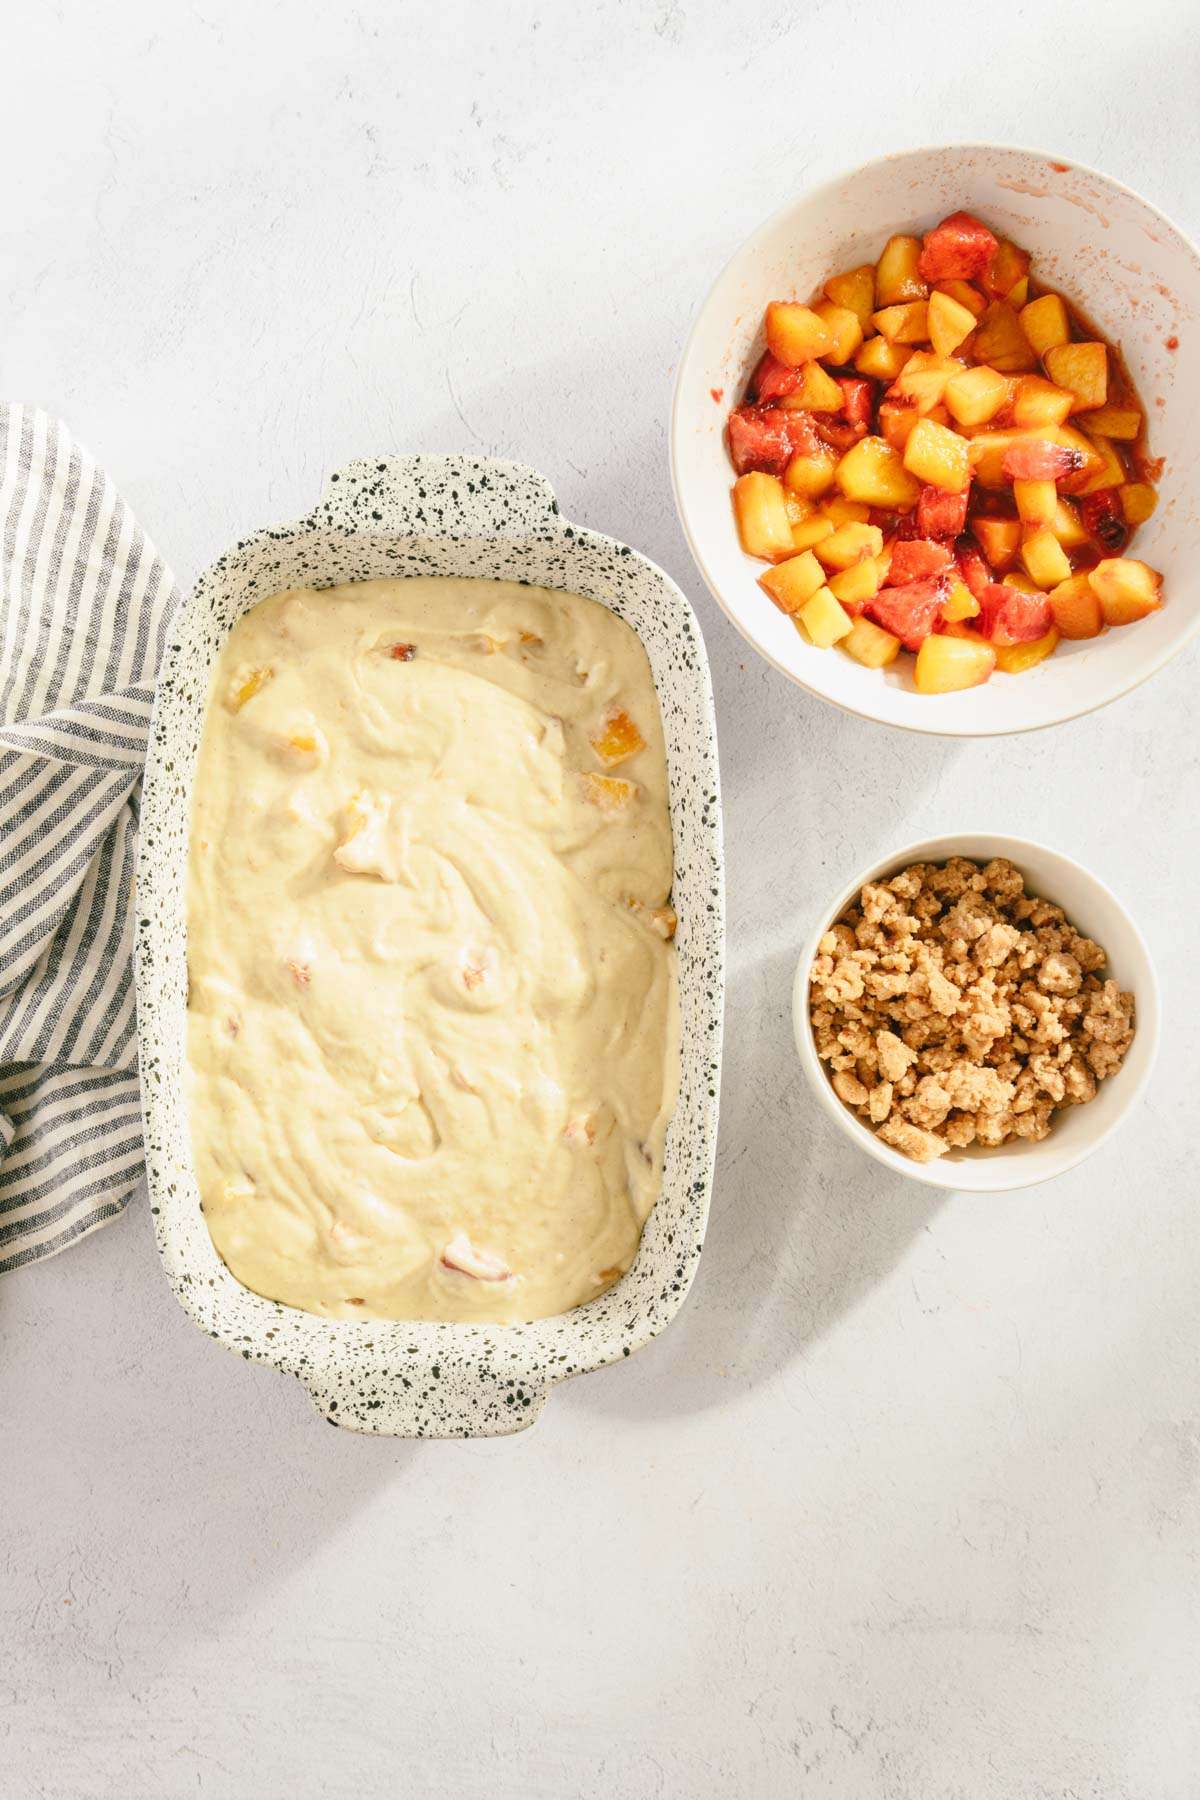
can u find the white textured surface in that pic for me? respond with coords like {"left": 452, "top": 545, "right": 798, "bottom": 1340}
{"left": 3, "top": 2, "right": 1199, "bottom": 1795}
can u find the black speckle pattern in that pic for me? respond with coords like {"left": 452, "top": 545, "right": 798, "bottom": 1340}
{"left": 135, "top": 456, "right": 725, "bottom": 1437}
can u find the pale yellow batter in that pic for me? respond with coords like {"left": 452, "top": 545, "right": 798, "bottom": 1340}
{"left": 186, "top": 576, "right": 680, "bottom": 1323}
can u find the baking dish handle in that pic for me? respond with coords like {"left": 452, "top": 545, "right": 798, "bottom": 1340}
{"left": 298, "top": 1365, "right": 553, "bottom": 1439}
{"left": 318, "top": 455, "right": 562, "bottom": 540}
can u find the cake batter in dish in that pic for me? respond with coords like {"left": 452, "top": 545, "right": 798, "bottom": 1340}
{"left": 186, "top": 577, "right": 680, "bottom": 1324}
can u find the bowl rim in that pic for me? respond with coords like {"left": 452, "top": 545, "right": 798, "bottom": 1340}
{"left": 670, "top": 140, "right": 1200, "bottom": 738}
{"left": 790, "top": 829, "right": 1162, "bottom": 1191}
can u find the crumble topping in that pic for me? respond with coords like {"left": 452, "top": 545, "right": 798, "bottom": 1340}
{"left": 809, "top": 856, "right": 1135, "bottom": 1163}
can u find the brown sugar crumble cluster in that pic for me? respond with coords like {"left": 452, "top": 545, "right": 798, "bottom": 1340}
{"left": 809, "top": 856, "right": 1136, "bottom": 1162}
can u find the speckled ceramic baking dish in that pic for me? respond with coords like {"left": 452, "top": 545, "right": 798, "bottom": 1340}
{"left": 136, "top": 456, "right": 724, "bottom": 1437}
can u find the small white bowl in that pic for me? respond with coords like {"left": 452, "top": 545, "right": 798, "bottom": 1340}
{"left": 671, "top": 144, "right": 1200, "bottom": 736}
{"left": 791, "top": 834, "right": 1160, "bottom": 1190}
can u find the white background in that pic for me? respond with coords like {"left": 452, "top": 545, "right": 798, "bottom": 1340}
{"left": 3, "top": 2, "right": 1199, "bottom": 1796}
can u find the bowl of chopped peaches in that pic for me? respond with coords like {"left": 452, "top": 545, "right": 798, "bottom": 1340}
{"left": 671, "top": 145, "right": 1200, "bottom": 734}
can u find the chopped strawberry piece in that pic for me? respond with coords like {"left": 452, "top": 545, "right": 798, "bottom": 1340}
{"left": 888, "top": 538, "right": 953, "bottom": 583}
{"left": 814, "top": 415, "right": 867, "bottom": 452}
{"left": 955, "top": 541, "right": 993, "bottom": 601}
{"left": 1080, "top": 488, "right": 1129, "bottom": 554}
{"left": 917, "top": 211, "right": 999, "bottom": 283}
{"left": 781, "top": 409, "right": 823, "bottom": 456}
{"left": 1001, "top": 440, "right": 1085, "bottom": 483}
{"left": 917, "top": 484, "right": 970, "bottom": 539}
{"left": 727, "top": 406, "right": 793, "bottom": 475}
{"left": 838, "top": 377, "right": 874, "bottom": 428}
{"left": 891, "top": 509, "right": 923, "bottom": 542}
{"left": 980, "top": 583, "right": 1053, "bottom": 646}
{"left": 867, "top": 577, "right": 948, "bottom": 650}
{"left": 752, "top": 350, "right": 803, "bottom": 404}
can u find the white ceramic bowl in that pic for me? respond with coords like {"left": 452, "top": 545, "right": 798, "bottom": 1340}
{"left": 136, "top": 456, "right": 725, "bottom": 1437}
{"left": 671, "top": 144, "right": 1200, "bottom": 735}
{"left": 792, "top": 833, "right": 1159, "bottom": 1190}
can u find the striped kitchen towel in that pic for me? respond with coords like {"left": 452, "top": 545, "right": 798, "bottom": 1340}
{"left": 0, "top": 405, "right": 179, "bottom": 1274}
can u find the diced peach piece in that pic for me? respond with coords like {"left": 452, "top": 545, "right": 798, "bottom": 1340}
{"left": 1012, "top": 375, "right": 1074, "bottom": 429}
{"left": 872, "top": 302, "right": 929, "bottom": 344}
{"left": 733, "top": 471, "right": 795, "bottom": 560}
{"left": 995, "top": 626, "right": 1060, "bottom": 674}
{"left": 824, "top": 264, "right": 876, "bottom": 331}
{"left": 1086, "top": 558, "right": 1164, "bottom": 625}
{"left": 821, "top": 497, "right": 871, "bottom": 526}
{"left": 879, "top": 400, "right": 921, "bottom": 452}
{"left": 1084, "top": 405, "right": 1142, "bottom": 440}
{"left": 914, "top": 633, "right": 996, "bottom": 692}
{"left": 759, "top": 549, "right": 827, "bottom": 614}
{"left": 972, "top": 516, "right": 1021, "bottom": 570}
{"left": 1120, "top": 482, "right": 1158, "bottom": 526}
{"left": 765, "top": 301, "right": 833, "bottom": 367}
{"left": 927, "top": 288, "right": 977, "bottom": 359}
{"left": 875, "top": 235, "right": 927, "bottom": 305}
{"left": 972, "top": 302, "right": 1037, "bottom": 372}
{"left": 589, "top": 707, "right": 646, "bottom": 768}
{"left": 779, "top": 362, "right": 844, "bottom": 413}
{"left": 934, "top": 279, "right": 986, "bottom": 317}
{"left": 892, "top": 350, "right": 964, "bottom": 414}
{"left": 944, "top": 364, "right": 1010, "bottom": 427}
{"left": 227, "top": 665, "right": 274, "bottom": 711}
{"left": 903, "top": 417, "right": 970, "bottom": 492}
{"left": 798, "top": 586, "right": 854, "bottom": 648}
{"left": 1021, "top": 526, "right": 1072, "bottom": 588}
{"left": 790, "top": 514, "right": 836, "bottom": 552}
{"left": 840, "top": 615, "right": 901, "bottom": 668}
{"left": 1050, "top": 499, "right": 1088, "bottom": 548}
{"left": 1002, "top": 439, "right": 1084, "bottom": 483}
{"left": 854, "top": 337, "right": 913, "bottom": 381}
{"left": 835, "top": 436, "right": 921, "bottom": 509}
{"left": 1007, "top": 276, "right": 1030, "bottom": 309}
{"left": 579, "top": 772, "right": 638, "bottom": 811}
{"left": 1001, "top": 571, "right": 1044, "bottom": 597}
{"left": 981, "top": 239, "right": 1031, "bottom": 299}
{"left": 828, "top": 558, "right": 882, "bottom": 609}
{"left": 812, "top": 300, "right": 863, "bottom": 365}
{"left": 1053, "top": 424, "right": 1108, "bottom": 493}
{"left": 1079, "top": 433, "right": 1126, "bottom": 496}
{"left": 1018, "top": 293, "right": 1071, "bottom": 357}
{"left": 1014, "top": 478, "right": 1057, "bottom": 526}
{"left": 816, "top": 521, "right": 884, "bottom": 571}
{"left": 968, "top": 429, "right": 1027, "bottom": 488}
{"left": 970, "top": 428, "right": 1095, "bottom": 490}
{"left": 1049, "top": 573, "right": 1104, "bottom": 639}
{"left": 784, "top": 447, "right": 839, "bottom": 500}
{"left": 942, "top": 577, "right": 981, "bottom": 622}
{"left": 334, "top": 790, "right": 393, "bottom": 876}
{"left": 441, "top": 1232, "right": 513, "bottom": 1282}
{"left": 783, "top": 489, "right": 814, "bottom": 525}
{"left": 1044, "top": 342, "right": 1108, "bottom": 411}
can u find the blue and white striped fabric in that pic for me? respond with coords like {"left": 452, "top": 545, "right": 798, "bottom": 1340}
{"left": 0, "top": 405, "right": 179, "bottom": 1273}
